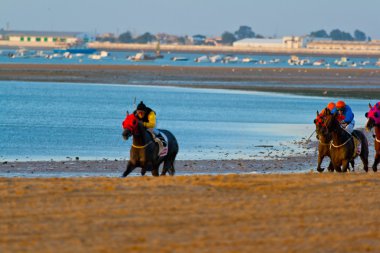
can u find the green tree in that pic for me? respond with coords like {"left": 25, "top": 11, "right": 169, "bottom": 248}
{"left": 221, "top": 31, "right": 236, "bottom": 45}
{"left": 234, "top": 25, "right": 255, "bottom": 40}
{"left": 354, "top": 29, "right": 367, "bottom": 41}
{"left": 310, "top": 29, "right": 329, "bottom": 38}
{"left": 134, "top": 32, "right": 156, "bottom": 44}
{"left": 119, "top": 31, "right": 134, "bottom": 43}
{"left": 330, "top": 29, "right": 354, "bottom": 41}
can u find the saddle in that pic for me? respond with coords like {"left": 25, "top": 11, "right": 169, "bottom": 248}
{"left": 147, "top": 129, "right": 168, "bottom": 157}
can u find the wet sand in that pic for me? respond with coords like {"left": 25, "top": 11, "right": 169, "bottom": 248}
{"left": 0, "top": 64, "right": 379, "bottom": 98}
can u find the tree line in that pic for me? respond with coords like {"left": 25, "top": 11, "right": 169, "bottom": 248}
{"left": 96, "top": 26, "right": 370, "bottom": 45}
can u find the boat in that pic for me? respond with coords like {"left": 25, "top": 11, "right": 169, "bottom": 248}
{"left": 222, "top": 55, "right": 238, "bottom": 63}
{"left": 171, "top": 56, "right": 189, "bottom": 61}
{"left": 241, "top": 57, "right": 257, "bottom": 63}
{"left": 209, "top": 55, "right": 222, "bottom": 63}
{"left": 376, "top": 59, "right": 380, "bottom": 66}
{"left": 313, "top": 59, "right": 326, "bottom": 66}
{"left": 288, "top": 55, "right": 311, "bottom": 66}
{"left": 53, "top": 43, "right": 97, "bottom": 54}
{"left": 194, "top": 55, "right": 209, "bottom": 63}
{"left": 127, "top": 52, "right": 157, "bottom": 61}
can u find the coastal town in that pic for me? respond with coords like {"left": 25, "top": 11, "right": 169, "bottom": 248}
{"left": 1, "top": 27, "right": 380, "bottom": 57}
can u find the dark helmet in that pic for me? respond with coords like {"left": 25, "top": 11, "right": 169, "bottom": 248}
{"left": 136, "top": 101, "right": 147, "bottom": 111}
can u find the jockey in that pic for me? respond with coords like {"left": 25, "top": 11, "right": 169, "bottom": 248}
{"left": 336, "top": 100, "right": 355, "bottom": 134}
{"left": 319, "top": 102, "right": 336, "bottom": 116}
{"left": 134, "top": 101, "right": 165, "bottom": 153}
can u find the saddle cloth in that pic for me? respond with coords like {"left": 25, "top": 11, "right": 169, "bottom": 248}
{"left": 157, "top": 131, "right": 169, "bottom": 157}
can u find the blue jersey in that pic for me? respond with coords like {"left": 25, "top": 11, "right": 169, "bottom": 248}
{"left": 341, "top": 105, "right": 354, "bottom": 123}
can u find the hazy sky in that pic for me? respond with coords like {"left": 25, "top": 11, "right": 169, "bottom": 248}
{"left": 1, "top": 0, "right": 379, "bottom": 39}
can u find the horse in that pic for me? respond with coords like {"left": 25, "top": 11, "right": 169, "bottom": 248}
{"left": 322, "top": 109, "right": 369, "bottom": 172}
{"left": 314, "top": 110, "right": 354, "bottom": 172}
{"left": 121, "top": 113, "right": 179, "bottom": 177}
{"left": 314, "top": 111, "right": 334, "bottom": 172}
{"left": 365, "top": 102, "right": 380, "bottom": 172}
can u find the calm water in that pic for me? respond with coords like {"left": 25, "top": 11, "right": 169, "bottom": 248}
{"left": 0, "top": 81, "right": 375, "bottom": 161}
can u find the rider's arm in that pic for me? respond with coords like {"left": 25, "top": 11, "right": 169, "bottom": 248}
{"left": 343, "top": 106, "right": 354, "bottom": 123}
{"left": 143, "top": 111, "right": 156, "bottom": 128}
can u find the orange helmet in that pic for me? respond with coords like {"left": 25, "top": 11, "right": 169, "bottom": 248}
{"left": 327, "top": 102, "right": 336, "bottom": 111}
{"left": 336, "top": 100, "right": 346, "bottom": 109}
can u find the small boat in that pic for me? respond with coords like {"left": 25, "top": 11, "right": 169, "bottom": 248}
{"left": 194, "top": 55, "right": 209, "bottom": 63}
{"left": 241, "top": 57, "right": 257, "bottom": 63}
{"left": 53, "top": 47, "right": 96, "bottom": 54}
{"left": 375, "top": 59, "right": 380, "bottom": 66}
{"left": 209, "top": 55, "right": 222, "bottom": 63}
{"left": 313, "top": 59, "right": 326, "bottom": 66}
{"left": 171, "top": 56, "right": 189, "bottom": 61}
{"left": 222, "top": 55, "right": 238, "bottom": 64}
{"left": 128, "top": 52, "right": 157, "bottom": 61}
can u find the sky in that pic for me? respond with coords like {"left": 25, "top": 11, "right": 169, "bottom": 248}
{"left": 1, "top": 0, "right": 379, "bottom": 39}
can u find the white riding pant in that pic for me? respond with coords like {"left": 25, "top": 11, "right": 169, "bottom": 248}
{"left": 342, "top": 119, "right": 355, "bottom": 134}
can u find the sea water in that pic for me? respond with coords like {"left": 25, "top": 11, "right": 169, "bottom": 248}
{"left": 0, "top": 81, "right": 375, "bottom": 161}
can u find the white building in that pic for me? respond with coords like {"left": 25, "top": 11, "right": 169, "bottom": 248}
{"left": 233, "top": 36, "right": 315, "bottom": 49}
{"left": 0, "top": 30, "right": 91, "bottom": 47}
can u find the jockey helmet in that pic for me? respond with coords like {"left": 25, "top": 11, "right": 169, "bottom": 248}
{"left": 336, "top": 100, "right": 346, "bottom": 110}
{"left": 137, "top": 101, "right": 147, "bottom": 111}
{"left": 327, "top": 102, "right": 335, "bottom": 111}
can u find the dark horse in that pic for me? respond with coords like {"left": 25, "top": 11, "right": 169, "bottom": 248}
{"left": 121, "top": 113, "right": 179, "bottom": 177}
{"left": 322, "top": 109, "right": 369, "bottom": 172}
{"left": 365, "top": 102, "right": 380, "bottom": 172}
{"left": 314, "top": 110, "right": 354, "bottom": 172}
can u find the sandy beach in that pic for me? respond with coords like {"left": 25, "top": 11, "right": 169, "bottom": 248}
{"left": 1, "top": 63, "right": 380, "bottom": 252}
{"left": 1, "top": 174, "right": 380, "bottom": 252}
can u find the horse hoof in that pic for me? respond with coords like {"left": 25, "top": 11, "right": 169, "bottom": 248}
{"left": 373, "top": 167, "right": 377, "bottom": 172}
{"left": 317, "top": 167, "right": 325, "bottom": 173}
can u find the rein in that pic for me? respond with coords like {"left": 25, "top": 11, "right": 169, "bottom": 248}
{"left": 318, "top": 139, "right": 330, "bottom": 146}
{"left": 330, "top": 135, "right": 352, "bottom": 148}
{"left": 330, "top": 124, "right": 353, "bottom": 149}
{"left": 132, "top": 141, "right": 154, "bottom": 149}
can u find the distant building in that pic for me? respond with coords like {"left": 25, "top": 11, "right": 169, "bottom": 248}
{"left": 0, "top": 30, "right": 92, "bottom": 47}
{"left": 192, "top": 35, "right": 206, "bottom": 45}
{"left": 233, "top": 36, "right": 312, "bottom": 49}
{"left": 307, "top": 40, "right": 380, "bottom": 52}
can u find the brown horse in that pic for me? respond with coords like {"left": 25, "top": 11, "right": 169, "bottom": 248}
{"left": 322, "top": 109, "right": 369, "bottom": 172}
{"left": 314, "top": 111, "right": 334, "bottom": 172}
{"left": 121, "top": 113, "right": 179, "bottom": 177}
{"left": 365, "top": 102, "right": 380, "bottom": 172}
{"left": 314, "top": 111, "right": 354, "bottom": 172}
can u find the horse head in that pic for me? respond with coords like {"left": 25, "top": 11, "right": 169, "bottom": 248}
{"left": 365, "top": 102, "right": 380, "bottom": 132}
{"left": 314, "top": 110, "right": 325, "bottom": 140}
{"left": 322, "top": 108, "right": 340, "bottom": 134}
{"left": 314, "top": 109, "right": 333, "bottom": 141}
{"left": 122, "top": 113, "right": 140, "bottom": 140}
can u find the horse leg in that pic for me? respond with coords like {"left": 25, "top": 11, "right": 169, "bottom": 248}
{"left": 372, "top": 154, "right": 380, "bottom": 172}
{"left": 149, "top": 163, "right": 159, "bottom": 177}
{"left": 360, "top": 152, "right": 369, "bottom": 173}
{"left": 317, "top": 155, "right": 325, "bottom": 173}
{"left": 341, "top": 160, "right": 350, "bottom": 173}
{"left": 349, "top": 159, "right": 355, "bottom": 172}
{"left": 327, "top": 161, "right": 334, "bottom": 172}
{"left": 122, "top": 161, "right": 136, "bottom": 177}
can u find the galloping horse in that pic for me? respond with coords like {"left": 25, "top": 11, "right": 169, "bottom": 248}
{"left": 314, "top": 110, "right": 354, "bottom": 172}
{"left": 121, "top": 113, "right": 179, "bottom": 177}
{"left": 365, "top": 102, "right": 380, "bottom": 172}
{"left": 314, "top": 111, "right": 334, "bottom": 172}
{"left": 322, "top": 109, "right": 369, "bottom": 172}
